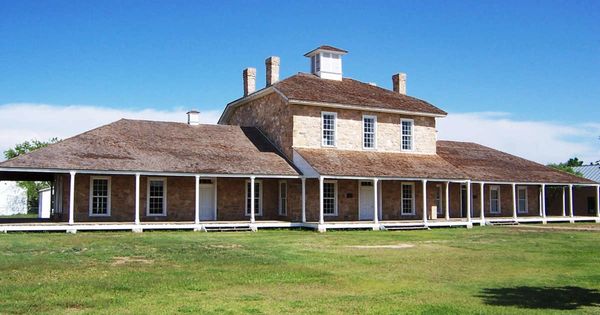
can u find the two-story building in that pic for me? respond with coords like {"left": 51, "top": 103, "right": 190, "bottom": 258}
{"left": 0, "top": 45, "right": 598, "bottom": 232}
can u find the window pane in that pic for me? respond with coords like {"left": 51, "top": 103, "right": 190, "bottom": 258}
{"left": 149, "top": 180, "right": 165, "bottom": 215}
{"left": 402, "top": 184, "right": 413, "bottom": 214}
{"left": 323, "top": 182, "right": 336, "bottom": 214}
{"left": 363, "top": 117, "right": 375, "bottom": 148}
{"left": 402, "top": 120, "right": 413, "bottom": 150}
{"left": 322, "top": 114, "right": 336, "bottom": 146}
{"left": 92, "top": 179, "right": 109, "bottom": 215}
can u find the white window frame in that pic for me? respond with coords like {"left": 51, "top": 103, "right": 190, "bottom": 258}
{"left": 517, "top": 186, "right": 528, "bottom": 214}
{"left": 245, "top": 180, "right": 263, "bottom": 216}
{"left": 401, "top": 182, "right": 416, "bottom": 215}
{"left": 323, "top": 180, "right": 338, "bottom": 216}
{"left": 321, "top": 112, "right": 337, "bottom": 147}
{"left": 489, "top": 185, "right": 501, "bottom": 214}
{"left": 146, "top": 177, "right": 167, "bottom": 216}
{"left": 278, "top": 180, "right": 287, "bottom": 216}
{"left": 89, "top": 176, "right": 111, "bottom": 217}
{"left": 435, "top": 184, "right": 443, "bottom": 215}
{"left": 401, "top": 118, "right": 414, "bottom": 152}
{"left": 362, "top": 115, "right": 377, "bottom": 150}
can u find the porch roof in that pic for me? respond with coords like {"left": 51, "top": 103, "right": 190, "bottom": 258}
{"left": 294, "top": 148, "right": 467, "bottom": 180}
{"left": 0, "top": 119, "right": 300, "bottom": 176}
{"left": 436, "top": 141, "right": 596, "bottom": 184}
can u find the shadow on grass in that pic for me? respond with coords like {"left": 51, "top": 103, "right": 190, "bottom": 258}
{"left": 478, "top": 286, "right": 600, "bottom": 310}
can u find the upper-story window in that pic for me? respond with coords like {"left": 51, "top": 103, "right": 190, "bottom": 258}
{"left": 322, "top": 112, "right": 337, "bottom": 147}
{"left": 362, "top": 115, "right": 376, "bottom": 149}
{"left": 401, "top": 119, "right": 414, "bottom": 151}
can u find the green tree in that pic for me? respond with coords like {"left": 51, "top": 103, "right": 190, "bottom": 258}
{"left": 4, "top": 138, "right": 60, "bottom": 213}
{"left": 547, "top": 157, "right": 584, "bottom": 176}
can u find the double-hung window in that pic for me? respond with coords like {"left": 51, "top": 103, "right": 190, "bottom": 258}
{"left": 245, "top": 180, "right": 263, "bottom": 216}
{"left": 323, "top": 181, "right": 337, "bottom": 216}
{"left": 363, "top": 115, "right": 376, "bottom": 149}
{"left": 322, "top": 112, "right": 337, "bottom": 147}
{"left": 401, "top": 119, "right": 414, "bottom": 151}
{"left": 490, "top": 186, "right": 501, "bottom": 214}
{"left": 279, "top": 181, "right": 287, "bottom": 216}
{"left": 517, "top": 186, "right": 528, "bottom": 213}
{"left": 401, "top": 183, "right": 415, "bottom": 215}
{"left": 89, "top": 177, "right": 110, "bottom": 216}
{"left": 147, "top": 178, "right": 167, "bottom": 216}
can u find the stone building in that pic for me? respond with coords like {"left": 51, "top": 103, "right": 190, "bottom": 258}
{"left": 0, "top": 45, "right": 598, "bottom": 232}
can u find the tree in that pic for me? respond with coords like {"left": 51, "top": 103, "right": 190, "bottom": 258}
{"left": 3, "top": 138, "right": 60, "bottom": 213}
{"left": 547, "top": 157, "right": 584, "bottom": 177}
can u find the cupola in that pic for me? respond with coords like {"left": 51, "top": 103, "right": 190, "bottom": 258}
{"left": 304, "top": 45, "right": 348, "bottom": 81}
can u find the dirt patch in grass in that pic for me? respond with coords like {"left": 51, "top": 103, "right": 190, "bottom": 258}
{"left": 347, "top": 244, "right": 415, "bottom": 250}
{"left": 205, "top": 244, "right": 242, "bottom": 249}
{"left": 111, "top": 256, "right": 154, "bottom": 266}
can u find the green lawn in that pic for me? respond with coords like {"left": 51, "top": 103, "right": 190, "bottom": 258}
{"left": 1, "top": 226, "right": 600, "bottom": 314}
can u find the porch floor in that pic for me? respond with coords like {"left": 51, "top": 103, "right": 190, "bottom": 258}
{"left": 0, "top": 216, "right": 598, "bottom": 233}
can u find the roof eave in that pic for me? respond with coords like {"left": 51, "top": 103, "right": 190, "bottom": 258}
{"left": 288, "top": 99, "right": 447, "bottom": 118}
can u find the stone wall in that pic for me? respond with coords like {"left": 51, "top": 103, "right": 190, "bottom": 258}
{"left": 226, "top": 92, "right": 294, "bottom": 159}
{"left": 292, "top": 104, "right": 437, "bottom": 154}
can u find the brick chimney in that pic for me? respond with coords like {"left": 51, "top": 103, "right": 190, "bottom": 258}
{"left": 243, "top": 67, "right": 256, "bottom": 96}
{"left": 392, "top": 73, "right": 407, "bottom": 95}
{"left": 265, "top": 56, "right": 280, "bottom": 86}
{"left": 187, "top": 110, "right": 200, "bottom": 126}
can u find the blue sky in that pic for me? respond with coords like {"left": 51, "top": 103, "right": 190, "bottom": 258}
{"left": 0, "top": 0, "right": 599, "bottom": 163}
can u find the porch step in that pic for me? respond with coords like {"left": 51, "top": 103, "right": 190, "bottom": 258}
{"left": 204, "top": 226, "right": 253, "bottom": 232}
{"left": 488, "top": 221, "right": 520, "bottom": 226}
{"left": 383, "top": 225, "right": 429, "bottom": 231}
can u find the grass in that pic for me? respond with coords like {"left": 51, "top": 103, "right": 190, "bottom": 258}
{"left": 1, "top": 226, "right": 600, "bottom": 314}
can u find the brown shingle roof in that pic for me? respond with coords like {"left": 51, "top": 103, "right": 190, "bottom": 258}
{"left": 273, "top": 73, "right": 447, "bottom": 116}
{"left": 437, "top": 141, "right": 595, "bottom": 184}
{"left": 303, "top": 45, "right": 348, "bottom": 56}
{"left": 295, "top": 148, "right": 467, "bottom": 179}
{"left": 0, "top": 119, "right": 299, "bottom": 176}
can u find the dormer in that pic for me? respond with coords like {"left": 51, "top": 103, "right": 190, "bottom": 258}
{"left": 304, "top": 45, "right": 348, "bottom": 81}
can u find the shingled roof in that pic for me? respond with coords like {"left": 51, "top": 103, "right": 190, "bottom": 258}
{"left": 0, "top": 119, "right": 299, "bottom": 176}
{"left": 437, "top": 141, "right": 595, "bottom": 184}
{"left": 303, "top": 45, "right": 348, "bottom": 56}
{"left": 273, "top": 73, "right": 447, "bottom": 116}
{"left": 295, "top": 148, "right": 467, "bottom": 179}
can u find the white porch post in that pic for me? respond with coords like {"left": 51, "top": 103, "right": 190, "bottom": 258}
{"left": 422, "top": 179, "right": 428, "bottom": 224}
{"left": 319, "top": 176, "right": 324, "bottom": 224}
{"left": 569, "top": 184, "right": 574, "bottom": 219}
{"left": 68, "top": 171, "right": 76, "bottom": 225}
{"left": 596, "top": 185, "right": 600, "bottom": 218}
{"left": 135, "top": 173, "right": 140, "bottom": 225}
{"left": 562, "top": 186, "right": 566, "bottom": 216}
{"left": 301, "top": 177, "right": 306, "bottom": 223}
{"left": 480, "top": 182, "right": 485, "bottom": 224}
{"left": 512, "top": 183, "right": 517, "bottom": 220}
{"left": 250, "top": 176, "right": 256, "bottom": 223}
{"left": 444, "top": 181, "right": 450, "bottom": 220}
{"left": 373, "top": 178, "right": 379, "bottom": 224}
{"left": 541, "top": 184, "right": 546, "bottom": 220}
{"left": 194, "top": 175, "right": 200, "bottom": 225}
{"left": 466, "top": 180, "right": 471, "bottom": 222}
